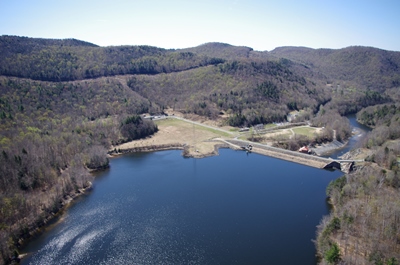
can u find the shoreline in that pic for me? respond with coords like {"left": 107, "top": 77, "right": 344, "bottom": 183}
{"left": 112, "top": 138, "right": 333, "bottom": 169}
{"left": 17, "top": 182, "right": 94, "bottom": 262}
{"left": 108, "top": 143, "right": 185, "bottom": 156}
{"left": 17, "top": 137, "right": 350, "bottom": 263}
{"left": 109, "top": 141, "right": 229, "bottom": 159}
{"left": 16, "top": 116, "right": 369, "bottom": 264}
{"left": 110, "top": 116, "right": 351, "bottom": 165}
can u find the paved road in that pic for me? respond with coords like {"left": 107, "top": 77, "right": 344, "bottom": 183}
{"left": 169, "top": 116, "right": 235, "bottom": 135}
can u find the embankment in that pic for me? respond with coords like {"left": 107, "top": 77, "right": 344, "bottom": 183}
{"left": 224, "top": 139, "right": 332, "bottom": 169}
{"left": 311, "top": 140, "right": 346, "bottom": 156}
{"left": 110, "top": 138, "right": 335, "bottom": 170}
{"left": 108, "top": 143, "right": 185, "bottom": 156}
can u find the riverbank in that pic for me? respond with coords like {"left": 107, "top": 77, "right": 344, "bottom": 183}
{"left": 310, "top": 127, "right": 366, "bottom": 157}
{"left": 311, "top": 140, "right": 346, "bottom": 156}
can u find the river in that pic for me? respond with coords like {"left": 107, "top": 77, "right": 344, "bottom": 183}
{"left": 21, "top": 149, "right": 341, "bottom": 265}
{"left": 322, "top": 114, "right": 371, "bottom": 159}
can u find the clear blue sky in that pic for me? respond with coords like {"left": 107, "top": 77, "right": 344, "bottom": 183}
{"left": 1, "top": 0, "right": 399, "bottom": 51}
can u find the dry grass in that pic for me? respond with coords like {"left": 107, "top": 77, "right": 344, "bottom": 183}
{"left": 117, "top": 118, "right": 230, "bottom": 157}
{"left": 115, "top": 116, "right": 329, "bottom": 163}
{"left": 292, "top": 126, "right": 318, "bottom": 137}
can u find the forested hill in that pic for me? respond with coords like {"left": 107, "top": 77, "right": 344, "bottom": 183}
{"left": 0, "top": 36, "right": 395, "bottom": 122}
{"left": 2, "top": 35, "right": 400, "bottom": 92}
{"left": 1, "top": 36, "right": 400, "bottom": 264}
{"left": 0, "top": 35, "right": 98, "bottom": 49}
{"left": 182, "top": 42, "right": 255, "bottom": 60}
{"left": 270, "top": 46, "right": 400, "bottom": 90}
{"left": 0, "top": 35, "right": 224, "bottom": 81}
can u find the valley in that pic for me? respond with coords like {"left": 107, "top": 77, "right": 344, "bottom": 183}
{"left": 0, "top": 36, "right": 400, "bottom": 264}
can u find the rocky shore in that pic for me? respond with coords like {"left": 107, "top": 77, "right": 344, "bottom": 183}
{"left": 108, "top": 143, "right": 185, "bottom": 156}
{"left": 15, "top": 181, "right": 93, "bottom": 263}
{"left": 311, "top": 140, "right": 346, "bottom": 156}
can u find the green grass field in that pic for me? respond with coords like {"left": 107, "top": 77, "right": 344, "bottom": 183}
{"left": 155, "top": 118, "right": 231, "bottom": 137}
{"left": 292, "top": 127, "right": 317, "bottom": 138}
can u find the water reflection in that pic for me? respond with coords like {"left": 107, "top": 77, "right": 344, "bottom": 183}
{"left": 21, "top": 149, "right": 341, "bottom": 265}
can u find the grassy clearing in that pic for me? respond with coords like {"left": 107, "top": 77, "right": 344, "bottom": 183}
{"left": 266, "top": 132, "right": 292, "bottom": 140}
{"left": 249, "top": 131, "right": 293, "bottom": 142}
{"left": 292, "top": 127, "right": 317, "bottom": 137}
{"left": 154, "top": 118, "right": 181, "bottom": 126}
{"left": 156, "top": 118, "right": 230, "bottom": 137}
{"left": 264, "top": 123, "right": 277, "bottom": 129}
{"left": 201, "top": 127, "right": 231, "bottom": 137}
{"left": 238, "top": 134, "right": 249, "bottom": 140}
{"left": 118, "top": 117, "right": 232, "bottom": 157}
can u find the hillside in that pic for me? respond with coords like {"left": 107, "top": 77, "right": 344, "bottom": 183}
{"left": 182, "top": 42, "right": 254, "bottom": 60}
{"left": 126, "top": 59, "right": 331, "bottom": 125}
{"left": 0, "top": 35, "right": 224, "bottom": 82}
{"left": 270, "top": 46, "right": 400, "bottom": 90}
{"left": 0, "top": 36, "right": 400, "bottom": 264}
{"left": 0, "top": 73, "right": 162, "bottom": 264}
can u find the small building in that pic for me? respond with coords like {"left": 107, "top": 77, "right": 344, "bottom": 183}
{"left": 253, "top": 124, "right": 264, "bottom": 131}
{"left": 298, "top": 146, "right": 310, "bottom": 154}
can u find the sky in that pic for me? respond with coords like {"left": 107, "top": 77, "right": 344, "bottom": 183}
{"left": 0, "top": 0, "right": 399, "bottom": 51}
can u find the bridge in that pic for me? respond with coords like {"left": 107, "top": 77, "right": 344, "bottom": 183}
{"left": 220, "top": 139, "right": 363, "bottom": 173}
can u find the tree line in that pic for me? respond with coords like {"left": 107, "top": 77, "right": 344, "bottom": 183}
{"left": 127, "top": 59, "right": 332, "bottom": 127}
{"left": 270, "top": 45, "right": 400, "bottom": 91}
{"left": 315, "top": 103, "right": 400, "bottom": 264}
{"left": 0, "top": 36, "right": 224, "bottom": 82}
{"left": 0, "top": 76, "right": 159, "bottom": 264}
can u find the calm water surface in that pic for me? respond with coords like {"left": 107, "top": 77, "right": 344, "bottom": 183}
{"left": 22, "top": 149, "right": 341, "bottom": 265}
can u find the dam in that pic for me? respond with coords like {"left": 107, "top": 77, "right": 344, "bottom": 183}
{"left": 221, "top": 139, "right": 362, "bottom": 173}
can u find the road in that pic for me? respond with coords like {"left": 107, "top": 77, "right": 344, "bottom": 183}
{"left": 168, "top": 115, "right": 235, "bottom": 135}
{"left": 162, "top": 115, "right": 363, "bottom": 169}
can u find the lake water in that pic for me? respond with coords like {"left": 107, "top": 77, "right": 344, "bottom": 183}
{"left": 21, "top": 149, "right": 341, "bottom": 265}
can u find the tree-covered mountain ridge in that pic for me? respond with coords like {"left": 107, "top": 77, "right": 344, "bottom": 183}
{"left": 1, "top": 35, "right": 400, "bottom": 91}
{"left": 1, "top": 35, "right": 397, "bottom": 122}
{"left": 1, "top": 35, "right": 400, "bottom": 264}
{"left": 270, "top": 45, "right": 400, "bottom": 90}
{"left": 0, "top": 36, "right": 224, "bottom": 82}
